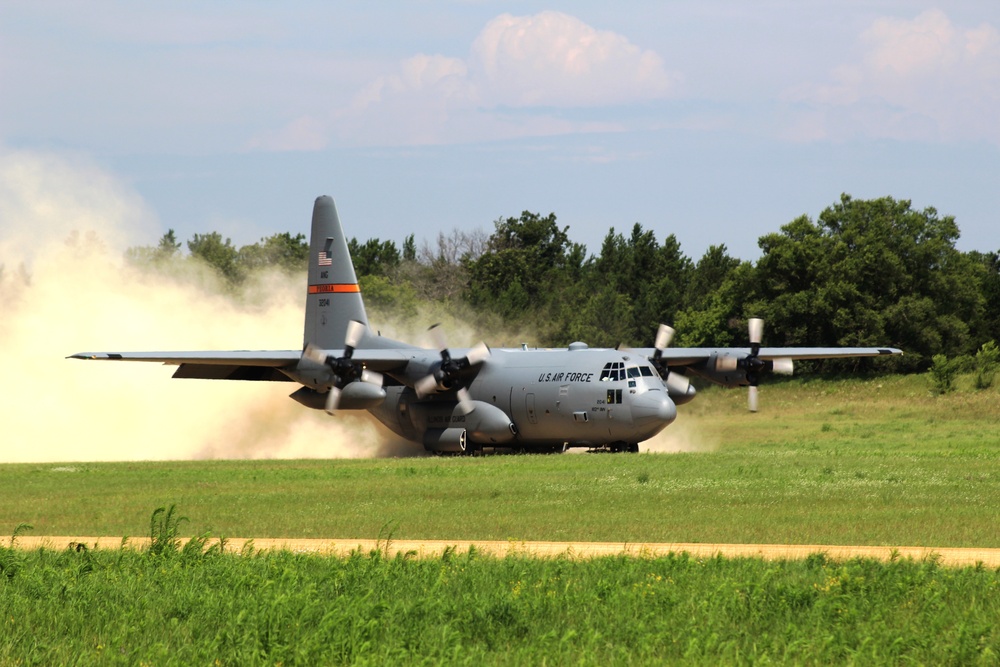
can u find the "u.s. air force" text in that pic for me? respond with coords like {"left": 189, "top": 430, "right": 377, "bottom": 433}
{"left": 537, "top": 371, "right": 594, "bottom": 383}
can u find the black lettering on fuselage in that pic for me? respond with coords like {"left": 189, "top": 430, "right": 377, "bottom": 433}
{"left": 428, "top": 415, "right": 466, "bottom": 424}
{"left": 537, "top": 371, "right": 594, "bottom": 383}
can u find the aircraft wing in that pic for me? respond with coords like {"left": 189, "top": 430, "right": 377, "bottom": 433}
{"left": 68, "top": 348, "right": 413, "bottom": 382}
{"left": 632, "top": 346, "right": 902, "bottom": 366}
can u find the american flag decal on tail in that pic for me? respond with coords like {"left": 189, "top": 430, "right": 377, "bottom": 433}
{"left": 317, "top": 251, "right": 332, "bottom": 266}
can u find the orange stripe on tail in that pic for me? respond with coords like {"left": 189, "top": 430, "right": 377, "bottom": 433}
{"left": 308, "top": 283, "right": 361, "bottom": 294}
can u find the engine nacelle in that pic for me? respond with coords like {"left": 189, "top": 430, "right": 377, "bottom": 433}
{"left": 423, "top": 427, "right": 466, "bottom": 453}
{"left": 465, "top": 401, "right": 517, "bottom": 444}
{"left": 684, "top": 353, "right": 749, "bottom": 388}
{"left": 404, "top": 399, "right": 516, "bottom": 446}
{"left": 666, "top": 379, "right": 697, "bottom": 405}
{"left": 289, "top": 383, "right": 386, "bottom": 411}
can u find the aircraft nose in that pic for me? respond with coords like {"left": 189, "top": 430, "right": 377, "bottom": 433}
{"left": 630, "top": 391, "right": 677, "bottom": 426}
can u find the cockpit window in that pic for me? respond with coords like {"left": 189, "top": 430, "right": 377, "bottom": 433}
{"left": 627, "top": 366, "right": 641, "bottom": 378}
{"left": 639, "top": 366, "right": 654, "bottom": 377}
{"left": 599, "top": 361, "right": 626, "bottom": 381}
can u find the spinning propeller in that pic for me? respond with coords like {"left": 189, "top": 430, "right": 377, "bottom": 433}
{"left": 649, "top": 323, "right": 692, "bottom": 396}
{"left": 414, "top": 324, "right": 491, "bottom": 415}
{"left": 716, "top": 318, "right": 794, "bottom": 412}
{"left": 303, "top": 320, "right": 383, "bottom": 414}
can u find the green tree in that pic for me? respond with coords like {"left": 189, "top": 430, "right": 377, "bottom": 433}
{"left": 467, "top": 212, "right": 582, "bottom": 320}
{"left": 359, "top": 274, "right": 418, "bottom": 321}
{"left": 968, "top": 250, "right": 1000, "bottom": 346}
{"left": 751, "top": 195, "right": 983, "bottom": 370}
{"left": 675, "top": 262, "right": 754, "bottom": 348}
{"left": 238, "top": 232, "right": 308, "bottom": 274}
{"left": 589, "top": 223, "right": 691, "bottom": 345}
{"left": 973, "top": 340, "right": 999, "bottom": 390}
{"left": 684, "top": 244, "right": 741, "bottom": 310}
{"left": 563, "top": 286, "right": 635, "bottom": 348}
{"left": 348, "top": 238, "right": 400, "bottom": 277}
{"left": 188, "top": 232, "right": 241, "bottom": 285}
{"left": 402, "top": 234, "right": 417, "bottom": 262}
{"left": 125, "top": 229, "right": 183, "bottom": 266}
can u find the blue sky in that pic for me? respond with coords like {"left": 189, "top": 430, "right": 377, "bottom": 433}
{"left": 2, "top": 1, "right": 998, "bottom": 261}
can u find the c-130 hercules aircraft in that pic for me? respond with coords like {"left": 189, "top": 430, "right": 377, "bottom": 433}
{"left": 72, "top": 196, "right": 902, "bottom": 454}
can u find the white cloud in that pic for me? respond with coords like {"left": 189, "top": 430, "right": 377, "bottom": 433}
{"left": 256, "top": 11, "right": 676, "bottom": 149}
{"left": 469, "top": 11, "right": 675, "bottom": 108}
{"left": 783, "top": 9, "right": 1000, "bottom": 144}
{"left": 246, "top": 116, "right": 330, "bottom": 152}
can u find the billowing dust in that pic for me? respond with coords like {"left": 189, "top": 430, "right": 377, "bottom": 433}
{"left": 0, "top": 149, "right": 710, "bottom": 463}
{"left": 640, "top": 418, "right": 718, "bottom": 453}
{"left": 0, "top": 150, "right": 422, "bottom": 463}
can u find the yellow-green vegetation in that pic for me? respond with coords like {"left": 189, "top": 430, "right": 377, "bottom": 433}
{"left": 2, "top": 533, "right": 999, "bottom": 665}
{"left": 2, "top": 373, "right": 998, "bottom": 547}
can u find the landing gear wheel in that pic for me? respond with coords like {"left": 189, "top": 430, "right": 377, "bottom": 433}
{"left": 627, "top": 442, "right": 639, "bottom": 453}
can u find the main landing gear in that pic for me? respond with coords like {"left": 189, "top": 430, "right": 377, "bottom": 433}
{"left": 588, "top": 442, "right": 640, "bottom": 454}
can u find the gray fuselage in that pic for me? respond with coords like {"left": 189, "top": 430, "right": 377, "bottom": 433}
{"left": 369, "top": 347, "right": 677, "bottom": 449}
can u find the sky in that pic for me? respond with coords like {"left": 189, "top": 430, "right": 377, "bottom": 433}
{"left": 2, "top": 1, "right": 999, "bottom": 262}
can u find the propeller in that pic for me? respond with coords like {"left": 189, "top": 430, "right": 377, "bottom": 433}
{"left": 303, "top": 320, "right": 383, "bottom": 415}
{"left": 740, "top": 317, "right": 793, "bottom": 412}
{"left": 649, "top": 323, "right": 691, "bottom": 395}
{"left": 414, "top": 323, "right": 491, "bottom": 414}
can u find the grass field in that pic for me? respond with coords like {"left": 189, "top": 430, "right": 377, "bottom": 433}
{"left": 3, "top": 536, "right": 1000, "bottom": 665}
{"left": 3, "top": 373, "right": 1000, "bottom": 664}
{"left": 2, "top": 373, "right": 998, "bottom": 547}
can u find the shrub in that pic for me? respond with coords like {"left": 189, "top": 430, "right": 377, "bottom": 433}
{"left": 929, "top": 354, "right": 957, "bottom": 394}
{"left": 974, "top": 341, "right": 999, "bottom": 390}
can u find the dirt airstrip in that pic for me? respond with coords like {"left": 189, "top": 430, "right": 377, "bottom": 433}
{"left": 11, "top": 537, "right": 1000, "bottom": 567}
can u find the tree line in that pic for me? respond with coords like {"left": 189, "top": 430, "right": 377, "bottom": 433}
{"left": 125, "top": 194, "right": 1000, "bottom": 373}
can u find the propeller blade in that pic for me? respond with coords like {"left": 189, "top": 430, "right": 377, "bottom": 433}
{"left": 748, "top": 318, "right": 764, "bottom": 346}
{"left": 748, "top": 385, "right": 759, "bottom": 412}
{"left": 345, "top": 320, "right": 366, "bottom": 351}
{"left": 325, "top": 386, "right": 342, "bottom": 415}
{"left": 303, "top": 343, "right": 327, "bottom": 365}
{"left": 665, "top": 372, "right": 690, "bottom": 395}
{"left": 655, "top": 324, "right": 675, "bottom": 350}
{"left": 360, "top": 369, "right": 383, "bottom": 386}
{"left": 465, "top": 342, "right": 491, "bottom": 366}
{"left": 715, "top": 355, "right": 739, "bottom": 372}
{"left": 456, "top": 387, "right": 476, "bottom": 415}
{"left": 428, "top": 323, "right": 448, "bottom": 353}
{"left": 771, "top": 357, "right": 794, "bottom": 375}
{"left": 415, "top": 374, "right": 439, "bottom": 398}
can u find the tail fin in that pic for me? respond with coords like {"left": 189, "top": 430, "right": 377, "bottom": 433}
{"left": 303, "top": 196, "right": 369, "bottom": 349}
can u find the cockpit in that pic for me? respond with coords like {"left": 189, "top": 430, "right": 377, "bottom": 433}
{"left": 598, "top": 361, "right": 661, "bottom": 405}
{"left": 599, "top": 361, "right": 657, "bottom": 383}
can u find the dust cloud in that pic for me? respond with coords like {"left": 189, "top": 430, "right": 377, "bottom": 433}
{"left": 640, "top": 417, "right": 719, "bottom": 454}
{"left": 0, "top": 150, "right": 419, "bottom": 463}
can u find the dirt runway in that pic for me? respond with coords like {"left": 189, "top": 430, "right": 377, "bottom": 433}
{"left": 11, "top": 537, "right": 1000, "bottom": 567}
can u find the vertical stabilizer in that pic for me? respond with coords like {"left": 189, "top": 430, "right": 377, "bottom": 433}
{"left": 303, "top": 196, "right": 369, "bottom": 350}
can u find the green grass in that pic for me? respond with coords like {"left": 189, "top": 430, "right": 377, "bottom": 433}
{"left": 2, "top": 374, "right": 998, "bottom": 547}
{"left": 2, "top": 539, "right": 999, "bottom": 665}
{"left": 3, "top": 373, "right": 999, "bottom": 664}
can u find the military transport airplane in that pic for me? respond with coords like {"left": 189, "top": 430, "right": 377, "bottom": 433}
{"left": 71, "top": 196, "right": 902, "bottom": 455}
